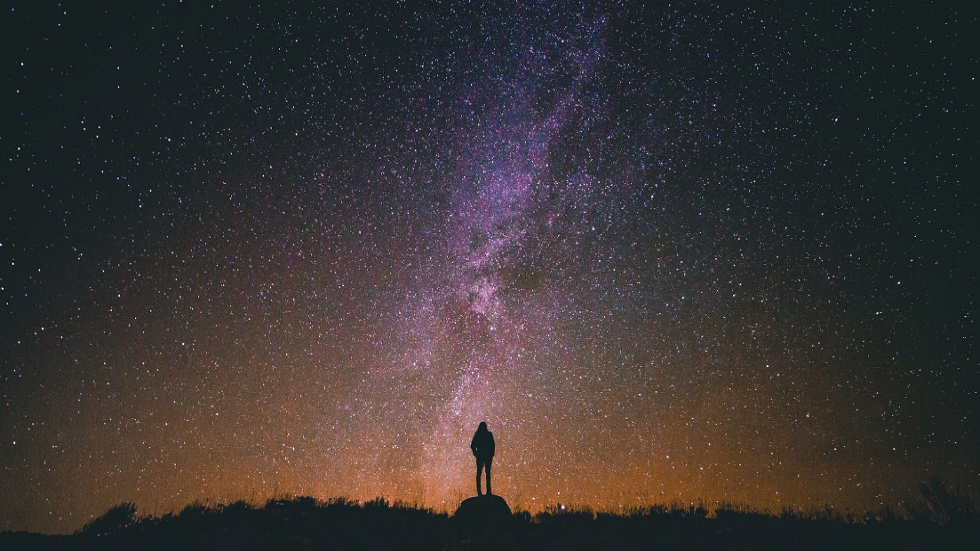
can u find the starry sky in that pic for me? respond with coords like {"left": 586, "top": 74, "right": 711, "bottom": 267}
{"left": 1, "top": 0, "right": 977, "bottom": 534}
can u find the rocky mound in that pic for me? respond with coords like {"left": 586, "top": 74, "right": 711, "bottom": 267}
{"left": 453, "top": 494, "right": 512, "bottom": 527}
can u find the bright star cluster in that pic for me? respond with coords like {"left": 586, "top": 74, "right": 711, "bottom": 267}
{"left": 1, "top": 1, "right": 976, "bottom": 534}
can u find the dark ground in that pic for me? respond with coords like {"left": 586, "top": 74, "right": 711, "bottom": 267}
{"left": 2, "top": 495, "right": 978, "bottom": 551}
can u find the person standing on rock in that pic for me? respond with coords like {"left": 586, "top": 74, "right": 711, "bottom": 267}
{"left": 470, "top": 421, "right": 495, "bottom": 496}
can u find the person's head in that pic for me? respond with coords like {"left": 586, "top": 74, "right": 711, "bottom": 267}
{"left": 478, "top": 421, "right": 488, "bottom": 431}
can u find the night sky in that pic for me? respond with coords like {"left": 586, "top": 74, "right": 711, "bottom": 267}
{"left": 2, "top": 1, "right": 977, "bottom": 534}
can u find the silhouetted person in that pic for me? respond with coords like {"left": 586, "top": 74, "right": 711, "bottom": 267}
{"left": 470, "top": 421, "right": 495, "bottom": 496}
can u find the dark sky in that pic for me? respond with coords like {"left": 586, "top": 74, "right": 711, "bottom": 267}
{"left": 1, "top": 0, "right": 977, "bottom": 534}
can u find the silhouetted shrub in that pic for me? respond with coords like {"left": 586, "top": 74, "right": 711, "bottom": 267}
{"left": 622, "top": 503, "right": 669, "bottom": 518}
{"left": 781, "top": 504, "right": 845, "bottom": 522}
{"left": 77, "top": 502, "right": 137, "bottom": 536}
{"left": 266, "top": 494, "right": 319, "bottom": 512}
{"left": 667, "top": 500, "right": 708, "bottom": 519}
{"left": 537, "top": 503, "right": 596, "bottom": 522}
{"left": 865, "top": 504, "right": 903, "bottom": 524}
{"left": 177, "top": 499, "right": 210, "bottom": 518}
{"left": 364, "top": 496, "right": 391, "bottom": 509}
{"left": 219, "top": 499, "right": 253, "bottom": 514}
{"left": 905, "top": 477, "right": 979, "bottom": 525}
{"left": 326, "top": 496, "right": 356, "bottom": 508}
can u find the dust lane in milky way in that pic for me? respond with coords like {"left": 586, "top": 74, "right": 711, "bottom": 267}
{"left": 1, "top": 1, "right": 976, "bottom": 534}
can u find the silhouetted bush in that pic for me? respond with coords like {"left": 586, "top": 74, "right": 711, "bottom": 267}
{"left": 266, "top": 494, "right": 319, "bottom": 512}
{"left": 325, "top": 496, "right": 356, "bottom": 508}
{"left": 780, "top": 504, "right": 847, "bottom": 523}
{"left": 363, "top": 496, "right": 391, "bottom": 509}
{"left": 218, "top": 499, "right": 253, "bottom": 514}
{"left": 621, "top": 503, "right": 669, "bottom": 518}
{"left": 537, "top": 503, "right": 595, "bottom": 522}
{"left": 673, "top": 500, "right": 709, "bottom": 519}
{"left": 77, "top": 502, "right": 138, "bottom": 536}
{"left": 178, "top": 500, "right": 212, "bottom": 518}
{"left": 905, "top": 477, "right": 979, "bottom": 525}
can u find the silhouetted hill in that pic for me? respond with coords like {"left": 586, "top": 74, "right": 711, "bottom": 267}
{"left": 2, "top": 494, "right": 978, "bottom": 550}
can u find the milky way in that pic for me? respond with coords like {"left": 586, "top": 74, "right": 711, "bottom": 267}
{"left": 2, "top": 1, "right": 977, "bottom": 533}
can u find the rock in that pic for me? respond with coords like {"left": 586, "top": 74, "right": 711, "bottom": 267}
{"left": 453, "top": 494, "right": 512, "bottom": 527}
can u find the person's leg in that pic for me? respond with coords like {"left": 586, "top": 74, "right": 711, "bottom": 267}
{"left": 476, "top": 458, "right": 484, "bottom": 496}
{"left": 486, "top": 457, "right": 493, "bottom": 495}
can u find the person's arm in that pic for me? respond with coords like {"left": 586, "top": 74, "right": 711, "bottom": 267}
{"left": 470, "top": 433, "right": 478, "bottom": 455}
